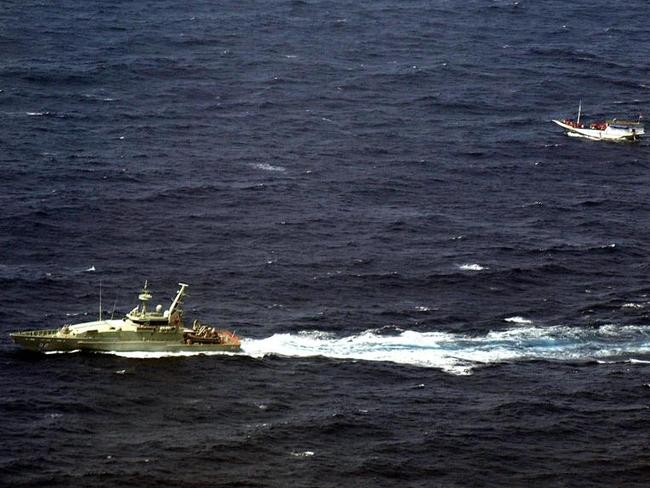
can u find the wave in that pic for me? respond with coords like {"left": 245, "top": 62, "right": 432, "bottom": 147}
{"left": 458, "top": 263, "right": 486, "bottom": 271}
{"left": 251, "top": 162, "right": 286, "bottom": 172}
{"left": 105, "top": 324, "right": 650, "bottom": 376}
{"left": 504, "top": 316, "right": 532, "bottom": 324}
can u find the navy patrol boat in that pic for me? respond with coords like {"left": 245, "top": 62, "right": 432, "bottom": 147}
{"left": 10, "top": 282, "right": 241, "bottom": 353}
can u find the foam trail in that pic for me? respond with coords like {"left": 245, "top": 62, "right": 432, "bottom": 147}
{"left": 240, "top": 324, "right": 650, "bottom": 375}
{"left": 104, "top": 324, "right": 650, "bottom": 376}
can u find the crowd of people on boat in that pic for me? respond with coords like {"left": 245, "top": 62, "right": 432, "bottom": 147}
{"left": 562, "top": 118, "right": 584, "bottom": 128}
{"left": 562, "top": 118, "right": 608, "bottom": 130}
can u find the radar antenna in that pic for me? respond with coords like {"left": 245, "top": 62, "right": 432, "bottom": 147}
{"left": 138, "top": 280, "right": 152, "bottom": 314}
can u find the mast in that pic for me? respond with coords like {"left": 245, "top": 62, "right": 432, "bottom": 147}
{"left": 577, "top": 100, "right": 582, "bottom": 125}
{"left": 138, "top": 280, "right": 152, "bottom": 314}
{"left": 99, "top": 281, "right": 102, "bottom": 321}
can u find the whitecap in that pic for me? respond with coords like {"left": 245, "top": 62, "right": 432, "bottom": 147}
{"left": 459, "top": 263, "right": 486, "bottom": 271}
{"left": 290, "top": 451, "right": 314, "bottom": 458}
{"left": 504, "top": 316, "right": 533, "bottom": 325}
{"left": 252, "top": 162, "right": 286, "bottom": 172}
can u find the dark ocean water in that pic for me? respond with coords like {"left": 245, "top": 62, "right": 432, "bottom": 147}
{"left": 2, "top": 0, "right": 650, "bottom": 486}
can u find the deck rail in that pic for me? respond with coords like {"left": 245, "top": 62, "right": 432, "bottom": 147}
{"left": 10, "top": 329, "right": 59, "bottom": 337}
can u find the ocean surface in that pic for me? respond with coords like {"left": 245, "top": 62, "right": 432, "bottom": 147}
{"left": 2, "top": 0, "right": 650, "bottom": 486}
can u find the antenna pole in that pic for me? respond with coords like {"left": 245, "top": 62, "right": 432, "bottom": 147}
{"left": 99, "top": 281, "right": 103, "bottom": 321}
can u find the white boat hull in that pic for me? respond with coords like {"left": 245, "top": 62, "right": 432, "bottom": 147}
{"left": 552, "top": 119, "right": 644, "bottom": 141}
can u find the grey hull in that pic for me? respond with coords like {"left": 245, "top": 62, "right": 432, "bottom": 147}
{"left": 10, "top": 330, "right": 241, "bottom": 354}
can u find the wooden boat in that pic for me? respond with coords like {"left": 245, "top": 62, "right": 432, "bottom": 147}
{"left": 552, "top": 102, "right": 644, "bottom": 141}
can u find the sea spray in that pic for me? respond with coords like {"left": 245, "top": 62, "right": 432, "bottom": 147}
{"left": 106, "top": 325, "right": 650, "bottom": 376}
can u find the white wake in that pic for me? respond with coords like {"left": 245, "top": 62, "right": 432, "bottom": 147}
{"left": 108, "top": 324, "right": 650, "bottom": 375}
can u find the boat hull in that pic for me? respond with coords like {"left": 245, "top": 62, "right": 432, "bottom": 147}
{"left": 552, "top": 119, "right": 644, "bottom": 141}
{"left": 10, "top": 329, "right": 241, "bottom": 353}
